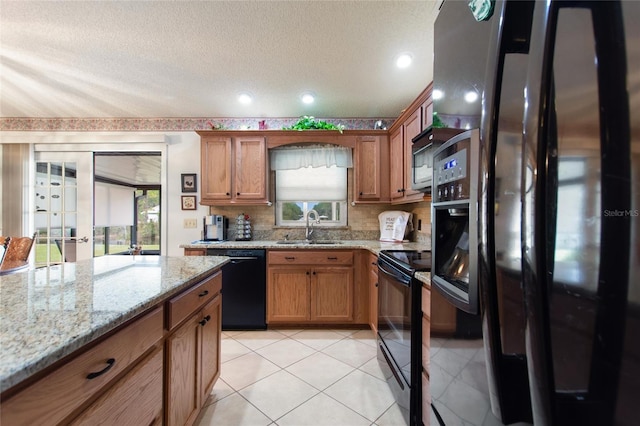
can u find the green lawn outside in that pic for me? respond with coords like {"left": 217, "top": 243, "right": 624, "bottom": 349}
{"left": 35, "top": 243, "right": 160, "bottom": 264}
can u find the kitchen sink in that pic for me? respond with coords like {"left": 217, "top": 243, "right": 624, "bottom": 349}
{"left": 275, "top": 240, "right": 342, "bottom": 245}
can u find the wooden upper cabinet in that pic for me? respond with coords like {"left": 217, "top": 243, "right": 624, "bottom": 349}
{"left": 201, "top": 136, "right": 232, "bottom": 201}
{"left": 354, "top": 135, "right": 390, "bottom": 203}
{"left": 389, "top": 126, "right": 405, "bottom": 201}
{"left": 388, "top": 83, "right": 434, "bottom": 204}
{"left": 421, "top": 94, "right": 434, "bottom": 130}
{"left": 235, "top": 136, "right": 267, "bottom": 201}
{"left": 200, "top": 134, "right": 268, "bottom": 205}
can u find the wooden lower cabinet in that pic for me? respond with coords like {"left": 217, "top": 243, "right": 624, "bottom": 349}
{"left": 166, "top": 273, "right": 222, "bottom": 426}
{"left": 268, "top": 267, "right": 311, "bottom": 322}
{"left": 267, "top": 250, "right": 355, "bottom": 324}
{"left": 200, "top": 295, "right": 222, "bottom": 404}
{"left": 70, "top": 347, "right": 163, "bottom": 426}
{"left": 0, "top": 307, "right": 164, "bottom": 426}
{"left": 184, "top": 248, "right": 206, "bottom": 256}
{"left": 430, "top": 287, "right": 457, "bottom": 334}
{"left": 268, "top": 266, "right": 353, "bottom": 323}
{"left": 368, "top": 253, "right": 378, "bottom": 333}
{"left": 421, "top": 283, "right": 432, "bottom": 426}
{"left": 310, "top": 267, "right": 353, "bottom": 321}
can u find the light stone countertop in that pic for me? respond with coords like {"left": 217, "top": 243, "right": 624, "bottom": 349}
{"left": 180, "top": 239, "right": 429, "bottom": 255}
{"left": 0, "top": 255, "right": 228, "bottom": 393}
{"left": 414, "top": 271, "right": 431, "bottom": 287}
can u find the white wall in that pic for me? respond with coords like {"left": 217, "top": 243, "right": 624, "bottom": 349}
{"left": 165, "top": 132, "right": 208, "bottom": 256}
{"left": 1, "top": 131, "right": 208, "bottom": 257}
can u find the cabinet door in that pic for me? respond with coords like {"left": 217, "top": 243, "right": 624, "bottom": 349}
{"left": 354, "top": 136, "right": 382, "bottom": 201}
{"left": 267, "top": 267, "right": 310, "bottom": 322}
{"left": 389, "top": 126, "right": 405, "bottom": 201}
{"left": 311, "top": 267, "right": 353, "bottom": 322}
{"left": 166, "top": 314, "right": 200, "bottom": 426}
{"left": 235, "top": 136, "right": 266, "bottom": 201}
{"left": 421, "top": 95, "right": 434, "bottom": 129}
{"left": 201, "top": 137, "right": 232, "bottom": 201}
{"left": 368, "top": 254, "right": 379, "bottom": 333}
{"left": 403, "top": 108, "right": 423, "bottom": 200}
{"left": 200, "top": 294, "right": 221, "bottom": 405}
{"left": 70, "top": 347, "right": 163, "bottom": 426}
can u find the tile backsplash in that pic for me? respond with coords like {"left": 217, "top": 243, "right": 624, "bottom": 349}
{"left": 208, "top": 200, "right": 432, "bottom": 247}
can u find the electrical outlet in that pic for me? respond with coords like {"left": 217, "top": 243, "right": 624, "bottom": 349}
{"left": 184, "top": 218, "right": 198, "bottom": 229}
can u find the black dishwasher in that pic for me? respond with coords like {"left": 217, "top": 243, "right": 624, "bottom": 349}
{"left": 207, "top": 249, "right": 266, "bottom": 330}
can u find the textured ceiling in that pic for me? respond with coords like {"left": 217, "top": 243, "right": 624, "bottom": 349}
{"left": 0, "top": 1, "right": 440, "bottom": 119}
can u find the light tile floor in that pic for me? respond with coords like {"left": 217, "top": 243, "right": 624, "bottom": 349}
{"left": 195, "top": 328, "right": 408, "bottom": 426}
{"left": 430, "top": 337, "right": 532, "bottom": 426}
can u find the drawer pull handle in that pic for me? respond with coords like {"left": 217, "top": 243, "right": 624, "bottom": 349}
{"left": 199, "top": 315, "right": 212, "bottom": 326}
{"left": 87, "top": 358, "right": 115, "bottom": 380}
{"left": 285, "top": 256, "right": 296, "bottom": 260}
{"left": 198, "top": 290, "right": 209, "bottom": 297}
{"left": 327, "top": 256, "right": 338, "bottom": 260}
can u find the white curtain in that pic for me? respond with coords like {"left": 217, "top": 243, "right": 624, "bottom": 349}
{"left": 270, "top": 145, "right": 353, "bottom": 170}
{"left": 276, "top": 166, "right": 347, "bottom": 201}
{"left": 94, "top": 182, "right": 135, "bottom": 226}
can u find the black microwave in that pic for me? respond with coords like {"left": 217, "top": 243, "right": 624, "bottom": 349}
{"left": 411, "top": 127, "right": 464, "bottom": 192}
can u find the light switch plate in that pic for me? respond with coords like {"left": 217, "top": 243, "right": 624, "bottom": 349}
{"left": 184, "top": 218, "right": 198, "bottom": 228}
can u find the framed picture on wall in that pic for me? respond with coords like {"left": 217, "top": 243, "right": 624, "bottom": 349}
{"left": 181, "top": 173, "right": 197, "bottom": 193}
{"left": 181, "top": 195, "right": 197, "bottom": 210}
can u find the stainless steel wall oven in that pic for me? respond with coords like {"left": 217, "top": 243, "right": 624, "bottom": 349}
{"left": 431, "top": 129, "right": 480, "bottom": 315}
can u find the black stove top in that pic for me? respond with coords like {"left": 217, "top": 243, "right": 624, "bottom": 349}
{"left": 379, "top": 250, "right": 432, "bottom": 273}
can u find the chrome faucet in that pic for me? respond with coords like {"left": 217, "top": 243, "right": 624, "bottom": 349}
{"left": 305, "top": 209, "right": 320, "bottom": 241}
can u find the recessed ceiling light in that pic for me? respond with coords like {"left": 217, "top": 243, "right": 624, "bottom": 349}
{"left": 396, "top": 53, "right": 413, "bottom": 68}
{"left": 238, "top": 92, "right": 253, "bottom": 104}
{"left": 432, "top": 89, "right": 444, "bottom": 100}
{"left": 464, "top": 91, "right": 479, "bottom": 103}
{"left": 301, "top": 93, "right": 315, "bottom": 104}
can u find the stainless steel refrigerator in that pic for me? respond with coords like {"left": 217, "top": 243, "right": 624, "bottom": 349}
{"left": 434, "top": 0, "right": 639, "bottom": 424}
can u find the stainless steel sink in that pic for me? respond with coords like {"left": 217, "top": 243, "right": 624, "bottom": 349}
{"left": 275, "top": 240, "right": 342, "bottom": 245}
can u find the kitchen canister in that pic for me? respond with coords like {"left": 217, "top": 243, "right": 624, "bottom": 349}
{"left": 235, "top": 213, "right": 252, "bottom": 241}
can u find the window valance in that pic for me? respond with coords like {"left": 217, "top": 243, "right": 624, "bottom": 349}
{"left": 270, "top": 145, "right": 353, "bottom": 171}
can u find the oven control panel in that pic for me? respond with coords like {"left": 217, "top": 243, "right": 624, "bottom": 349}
{"left": 434, "top": 147, "right": 468, "bottom": 202}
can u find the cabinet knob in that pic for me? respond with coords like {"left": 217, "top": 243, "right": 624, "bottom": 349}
{"left": 226, "top": 192, "right": 230, "bottom": 196}
{"left": 237, "top": 192, "right": 240, "bottom": 196}
{"left": 312, "top": 271, "right": 316, "bottom": 275}
{"left": 306, "top": 271, "right": 310, "bottom": 275}
{"left": 359, "top": 191, "right": 363, "bottom": 196}
{"left": 198, "top": 290, "right": 209, "bottom": 298}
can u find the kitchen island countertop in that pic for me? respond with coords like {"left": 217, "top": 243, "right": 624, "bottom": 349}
{"left": 0, "top": 255, "right": 228, "bottom": 392}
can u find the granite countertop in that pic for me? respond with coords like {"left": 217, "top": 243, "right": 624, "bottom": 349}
{"left": 0, "top": 255, "right": 228, "bottom": 393}
{"left": 414, "top": 271, "right": 431, "bottom": 286}
{"left": 180, "top": 239, "right": 429, "bottom": 255}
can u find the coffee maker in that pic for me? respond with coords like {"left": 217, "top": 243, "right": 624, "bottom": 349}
{"left": 204, "top": 215, "right": 227, "bottom": 241}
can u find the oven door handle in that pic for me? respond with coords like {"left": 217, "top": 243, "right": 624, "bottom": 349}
{"left": 378, "top": 262, "right": 412, "bottom": 287}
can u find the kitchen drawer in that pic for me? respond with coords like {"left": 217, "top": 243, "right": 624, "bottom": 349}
{"left": 268, "top": 250, "right": 353, "bottom": 266}
{"left": 1, "top": 306, "right": 163, "bottom": 426}
{"left": 69, "top": 347, "right": 163, "bottom": 426}
{"left": 166, "top": 270, "right": 221, "bottom": 330}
